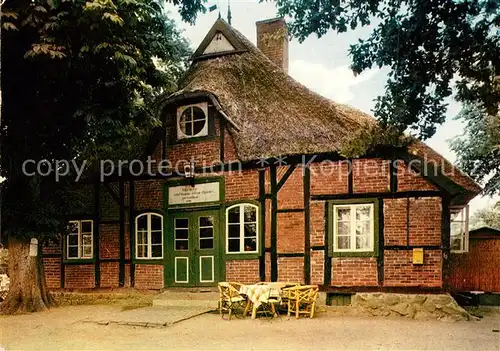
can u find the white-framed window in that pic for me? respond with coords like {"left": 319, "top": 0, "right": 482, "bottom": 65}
{"left": 451, "top": 205, "right": 469, "bottom": 253}
{"left": 136, "top": 213, "right": 163, "bottom": 259}
{"left": 333, "top": 203, "right": 374, "bottom": 252}
{"left": 226, "top": 203, "right": 258, "bottom": 253}
{"left": 67, "top": 220, "right": 93, "bottom": 259}
{"left": 176, "top": 102, "right": 208, "bottom": 139}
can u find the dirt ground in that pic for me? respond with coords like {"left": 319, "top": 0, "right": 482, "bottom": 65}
{"left": 1, "top": 305, "right": 499, "bottom": 350}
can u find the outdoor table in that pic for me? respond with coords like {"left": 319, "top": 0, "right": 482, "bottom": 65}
{"left": 239, "top": 282, "right": 289, "bottom": 319}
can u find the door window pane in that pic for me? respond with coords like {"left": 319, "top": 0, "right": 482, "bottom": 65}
{"left": 200, "top": 238, "right": 214, "bottom": 249}
{"left": 175, "top": 240, "right": 189, "bottom": 251}
{"left": 199, "top": 216, "right": 213, "bottom": 227}
{"left": 199, "top": 227, "right": 213, "bottom": 238}
{"left": 175, "top": 218, "right": 189, "bottom": 229}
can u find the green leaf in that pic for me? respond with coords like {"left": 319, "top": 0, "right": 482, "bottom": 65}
{"left": 102, "top": 12, "right": 124, "bottom": 26}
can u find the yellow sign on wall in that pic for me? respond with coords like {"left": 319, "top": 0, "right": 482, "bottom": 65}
{"left": 413, "top": 248, "right": 424, "bottom": 265}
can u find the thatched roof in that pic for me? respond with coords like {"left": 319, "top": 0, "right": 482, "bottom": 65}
{"left": 169, "top": 19, "right": 374, "bottom": 161}
{"left": 162, "top": 19, "right": 480, "bottom": 195}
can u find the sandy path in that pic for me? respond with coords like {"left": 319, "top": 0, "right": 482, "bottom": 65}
{"left": 1, "top": 305, "right": 499, "bottom": 350}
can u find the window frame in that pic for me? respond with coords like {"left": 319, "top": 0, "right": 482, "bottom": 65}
{"left": 328, "top": 199, "right": 379, "bottom": 257}
{"left": 450, "top": 205, "right": 469, "bottom": 253}
{"left": 176, "top": 102, "right": 208, "bottom": 140}
{"left": 135, "top": 212, "right": 164, "bottom": 260}
{"left": 225, "top": 203, "right": 259, "bottom": 254}
{"left": 66, "top": 220, "right": 93, "bottom": 260}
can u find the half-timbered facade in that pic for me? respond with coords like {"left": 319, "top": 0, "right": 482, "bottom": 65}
{"left": 43, "top": 18, "right": 481, "bottom": 293}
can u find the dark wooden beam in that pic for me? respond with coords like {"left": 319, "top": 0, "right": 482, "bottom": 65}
{"left": 384, "top": 245, "right": 442, "bottom": 250}
{"left": 258, "top": 169, "right": 266, "bottom": 282}
{"left": 406, "top": 196, "right": 410, "bottom": 247}
{"left": 312, "top": 190, "right": 442, "bottom": 201}
{"left": 118, "top": 179, "right": 125, "bottom": 287}
{"left": 60, "top": 236, "right": 65, "bottom": 289}
{"left": 377, "top": 198, "right": 384, "bottom": 286}
{"left": 94, "top": 182, "right": 101, "bottom": 288}
{"left": 390, "top": 159, "right": 398, "bottom": 192}
{"left": 441, "top": 195, "right": 451, "bottom": 290}
{"left": 276, "top": 208, "right": 304, "bottom": 213}
{"left": 311, "top": 245, "right": 326, "bottom": 251}
{"left": 323, "top": 202, "right": 331, "bottom": 286}
{"left": 303, "top": 166, "right": 311, "bottom": 285}
{"left": 348, "top": 159, "right": 353, "bottom": 194}
{"left": 270, "top": 165, "right": 278, "bottom": 282}
{"left": 277, "top": 164, "right": 297, "bottom": 191}
{"left": 219, "top": 117, "right": 226, "bottom": 163}
{"left": 104, "top": 183, "right": 121, "bottom": 205}
{"left": 278, "top": 252, "right": 305, "bottom": 258}
{"left": 129, "top": 180, "right": 135, "bottom": 287}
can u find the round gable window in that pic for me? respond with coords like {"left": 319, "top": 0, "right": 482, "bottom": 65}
{"left": 178, "top": 104, "right": 208, "bottom": 138}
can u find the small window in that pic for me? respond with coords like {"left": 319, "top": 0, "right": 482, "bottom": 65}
{"left": 177, "top": 103, "right": 208, "bottom": 139}
{"left": 67, "top": 220, "right": 93, "bottom": 259}
{"left": 451, "top": 206, "right": 469, "bottom": 253}
{"left": 333, "top": 203, "right": 374, "bottom": 252}
{"left": 136, "top": 213, "right": 163, "bottom": 259}
{"left": 226, "top": 203, "right": 258, "bottom": 253}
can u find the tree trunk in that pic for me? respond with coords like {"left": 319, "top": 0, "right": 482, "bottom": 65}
{"left": 0, "top": 237, "right": 54, "bottom": 314}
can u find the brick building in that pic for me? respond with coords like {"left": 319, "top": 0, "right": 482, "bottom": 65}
{"left": 43, "top": 18, "right": 481, "bottom": 293}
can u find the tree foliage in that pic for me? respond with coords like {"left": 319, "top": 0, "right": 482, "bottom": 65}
{"left": 470, "top": 201, "right": 500, "bottom": 229}
{"left": 275, "top": 0, "right": 500, "bottom": 139}
{"left": 2, "top": 0, "right": 192, "bottom": 240}
{"left": 450, "top": 104, "right": 500, "bottom": 196}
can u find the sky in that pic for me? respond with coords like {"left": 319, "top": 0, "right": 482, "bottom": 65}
{"left": 165, "top": 0, "right": 499, "bottom": 216}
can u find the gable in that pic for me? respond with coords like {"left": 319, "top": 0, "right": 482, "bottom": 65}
{"left": 203, "top": 31, "right": 235, "bottom": 55}
{"left": 192, "top": 18, "right": 248, "bottom": 61}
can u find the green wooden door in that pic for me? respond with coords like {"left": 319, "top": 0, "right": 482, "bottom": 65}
{"left": 168, "top": 210, "right": 219, "bottom": 287}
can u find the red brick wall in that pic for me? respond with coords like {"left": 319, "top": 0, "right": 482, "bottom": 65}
{"left": 384, "top": 198, "right": 407, "bottom": 246}
{"left": 277, "top": 166, "right": 304, "bottom": 209}
{"left": 167, "top": 139, "right": 220, "bottom": 168}
{"left": 384, "top": 249, "right": 442, "bottom": 287}
{"left": 409, "top": 197, "right": 441, "bottom": 246}
{"left": 43, "top": 257, "right": 61, "bottom": 289}
{"left": 396, "top": 160, "right": 438, "bottom": 191}
{"left": 65, "top": 264, "right": 95, "bottom": 289}
{"left": 224, "top": 128, "right": 239, "bottom": 162}
{"left": 310, "top": 201, "right": 325, "bottom": 246}
{"left": 100, "top": 262, "right": 120, "bottom": 288}
{"left": 135, "top": 179, "right": 163, "bottom": 210}
{"left": 277, "top": 212, "right": 304, "bottom": 252}
{"left": 134, "top": 264, "right": 164, "bottom": 289}
{"left": 99, "top": 224, "right": 119, "bottom": 259}
{"left": 225, "top": 259, "right": 260, "bottom": 284}
{"left": 277, "top": 257, "right": 304, "bottom": 283}
{"left": 332, "top": 257, "right": 378, "bottom": 286}
{"left": 310, "top": 161, "right": 349, "bottom": 195}
{"left": 352, "top": 158, "right": 390, "bottom": 193}
{"left": 384, "top": 197, "right": 441, "bottom": 246}
{"left": 310, "top": 250, "right": 324, "bottom": 285}
{"left": 225, "top": 169, "right": 259, "bottom": 201}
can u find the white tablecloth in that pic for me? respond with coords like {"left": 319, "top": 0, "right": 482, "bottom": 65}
{"left": 239, "top": 283, "right": 287, "bottom": 308}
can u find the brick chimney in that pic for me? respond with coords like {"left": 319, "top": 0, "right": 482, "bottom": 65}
{"left": 256, "top": 18, "right": 289, "bottom": 73}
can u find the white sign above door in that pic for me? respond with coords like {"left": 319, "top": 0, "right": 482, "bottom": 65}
{"left": 168, "top": 182, "right": 220, "bottom": 205}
